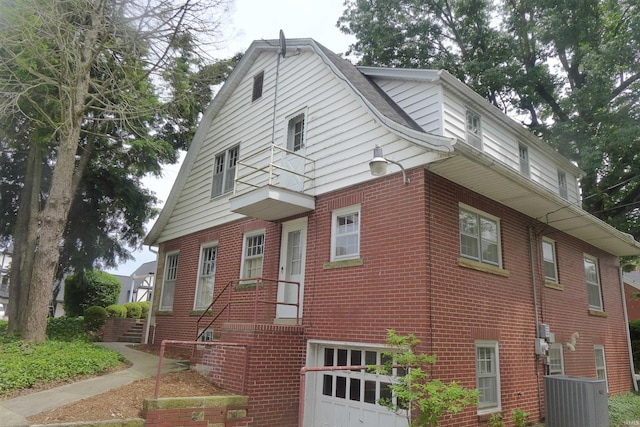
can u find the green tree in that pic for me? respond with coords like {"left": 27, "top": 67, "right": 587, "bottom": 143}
{"left": 63, "top": 270, "right": 121, "bottom": 317}
{"left": 372, "top": 330, "right": 478, "bottom": 426}
{"left": 338, "top": 0, "right": 640, "bottom": 241}
{"left": 0, "top": 0, "right": 233, "bottom": 342}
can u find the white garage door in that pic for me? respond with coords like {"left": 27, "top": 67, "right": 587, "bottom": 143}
{"left": 306, "top": 344, "right": 408, "bottom": 427}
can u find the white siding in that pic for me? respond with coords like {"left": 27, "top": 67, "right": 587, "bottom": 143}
{"left": 371, "top": 78, "right": 443, "bottom": 134}
{"left": 157, "top": 49, "right": 437, "bottom": 243}
{"left": 440, "top": 89, "right": 580, "bottom": 203}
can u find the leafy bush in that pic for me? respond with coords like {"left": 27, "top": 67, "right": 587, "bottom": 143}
{"left": 0, "top": 318, "right": 124, "bottom": 397}
{"left": 83, "top": 306, "right": 107, "bottom": 332}
{"left": 138, "top": 301, "right": 150, "bottom": 318}
{"left": 63, "top": 270, "right": 121, "bottom": 317}
{"left": 123, "top": 302, "right": 142, "bottom": 318}
{"left": 511, "top": 409, "right": 529, "bottom": 427}
{"left": 609, "top": 392, "right": 640, "bottom": 427}
{"left": 488, "top": 413, "right": 504, "bottom": 427}
{"left": 630, "top": 320, "right": 640, "bottom": 373}
{"left": 105, "top": 304, "right": 127, "bottom": 318}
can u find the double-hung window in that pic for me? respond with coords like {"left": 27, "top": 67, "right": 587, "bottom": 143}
{"left": 331, "top": 205, "right": 360, "bottom": 261}
{"left": 548, "top": 343, "right": 564, "bottom": 375}
{"left": 594, "top": 345, "right": 608, "bottom": 389}
{"left": 241, "top": 231, "right": 264, "bottom": 280}
{"left": 558, "top": 170, "right": 568, "bottom": 200}
{"left": 584, "top": 255, "right": 603, "bottom": 311}
{"left": 476, "top": 341, "right": 500, "bottom": 413}
{"left": 194, "top": 244, "right": 217, "bottom": 310}
{"left": 160, "top": 252, "right": 179, "bottom": 311}
{"left": 287, "top": 114, "right": 305, "bottom": 152}
{"left": 466, "top": 109, "right": 482, "bottom": 150}
{"left": 519, "top": 144, "right": 530, "bottom": 177}
{"left": 542, "top": 238, "right": 558, "bottom": 283}
{"left": 459, "top": 206, "right": 501, "bottom": 267}
{"left": 211, "top": 145, "right": 239, "bottom": 198}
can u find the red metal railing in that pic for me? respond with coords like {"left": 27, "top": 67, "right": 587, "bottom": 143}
{"left": 195, "top": 277, "right": 301, "bottom": 341}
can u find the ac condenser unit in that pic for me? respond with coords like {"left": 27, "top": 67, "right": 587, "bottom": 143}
{"left": 544, "top": 375, "right": 609, "bottom": 427}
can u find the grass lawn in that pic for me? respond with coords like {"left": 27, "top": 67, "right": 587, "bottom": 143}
{"left": 610, "top": 391, "right": 640, "bottom": 427}
{"left": 0, "top": 317, "right": 124, "bottom": 397}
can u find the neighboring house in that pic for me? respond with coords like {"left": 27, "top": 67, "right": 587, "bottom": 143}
{"left": 115, "top": 261, "right": 156, "bottom": 305}
{"left": 144, "top": 37, "right": 640, "bottom": 426}
{"left": 624, "top": 271, "right": 640, "bottom": 321}
{"left": 0, "top": 245, "right": 12, "bottom": 319}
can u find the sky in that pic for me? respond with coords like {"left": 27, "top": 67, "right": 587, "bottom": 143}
{"left": 107, "top": 0, "right": 356, "bottom": 277}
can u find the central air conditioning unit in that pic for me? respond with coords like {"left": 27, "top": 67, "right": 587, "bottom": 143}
{"left": 544, "top": 375, "right": 609, "bottom": 427}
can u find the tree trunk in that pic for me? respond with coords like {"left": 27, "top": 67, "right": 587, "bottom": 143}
{"left": 7, "top": 142, "right": 42, "bottom": 335}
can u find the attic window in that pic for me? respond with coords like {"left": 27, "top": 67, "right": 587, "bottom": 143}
{"left": 557, "top": 170, "right": 568, "bottom": 200}
{"left": 287, "top": 114, "right": 305, "bottom": 152}
{"left": 465, "top": 109, "right": 482, "bottom": 150}
{"left": 252, "top": 71, "right": 264, "bottom": 101}
{"left": 519, "top": 144, "right": 530, "bottom": 177}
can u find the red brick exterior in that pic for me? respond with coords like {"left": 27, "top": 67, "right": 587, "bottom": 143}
{"left": 102, "top": 318, "right": 145, "bottom": 343}
{"left": 625, "top": 281, "right": 640, "bottom": 321}
{"left": 151, "top": 168, "right": 634, "bottom": 426}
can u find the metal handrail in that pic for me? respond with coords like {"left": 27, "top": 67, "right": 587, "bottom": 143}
{"left": 195, "top": 277, "right": 301, "bottom": 342}
{"left": 233, "top": 143, "right": 315, "bottom": 194}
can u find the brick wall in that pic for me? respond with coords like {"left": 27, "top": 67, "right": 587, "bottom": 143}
{"left": 150, "top": 166, "right": 633, "bottom": 426}
{"left": 625, "top": 282, "right": 640, "bottom": 321}
{"left": 102, "top": 318, "right": 145, "bottom": 343}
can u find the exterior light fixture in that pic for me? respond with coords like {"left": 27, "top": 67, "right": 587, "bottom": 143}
{"left": 369, "top": 145, "right": 409, "bottom": 184}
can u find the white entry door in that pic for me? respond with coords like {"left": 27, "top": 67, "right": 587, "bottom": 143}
{"left": 277, "top": 218, "right": 307, "bottom": 319}
{"left": 280, "top": 113, "right": 306, "bottom": 191}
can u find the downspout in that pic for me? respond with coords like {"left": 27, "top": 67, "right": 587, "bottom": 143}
{"left": 146, "top": 245, "right": 159, "bottom": 345}
{"left": 528, "top": 227, "right": 544, "bottom": 418}
{"left": 619, "top": 266, "right": 638, "bottom": 391}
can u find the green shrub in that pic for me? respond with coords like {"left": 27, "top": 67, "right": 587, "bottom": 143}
{"left": 511, "top": 409, "right": 529, "bottom": 427}
{"left": 609, "top": 392, "right": 640, "bottom": 427}
{"left": 630, "top": 320, "right": 640, "bottom": 373}
{"left": 488, "top": 413, "right": 504, "bottom": 427}
{"left": 63, "top": 270, "right": 121, "bottom": 317}
{"left": 123, "top": 302, "right": 142, "bottom": 318}
{"left": 46, "top": 317, "right": 91, "bottom": 342}
{"left": 138, "top": 301, "right": 150, "bottom": 318}
{"left": 105, "top": 304, "right": 127, "bottom": 318}
{"left": 83, "top": 306, "right": 107, "bottom": 332}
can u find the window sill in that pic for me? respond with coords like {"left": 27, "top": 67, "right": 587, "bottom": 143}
{"left": 458, "top": 258, "right": 509, "bottom": 277}
{"left": 545, "top": 281, "right": 564, "bottom": 291}
{"left": 156, "top": 310, "right": 173, "bottom": 316}
{"left": 477, "top": 409, "right": 501, "bottom": 421}
{"left": 323, "top": 258, "right": 364, "bottom": 270}
{"left": 588, "top": 309, "right": 608, "bottom": 318}
{"left": 189, "top": 310, "right": 213, "bottom": 317}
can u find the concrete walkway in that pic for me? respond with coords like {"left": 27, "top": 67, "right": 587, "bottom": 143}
{"left": 0, "top": 342, "right": 185, "bottom": 427}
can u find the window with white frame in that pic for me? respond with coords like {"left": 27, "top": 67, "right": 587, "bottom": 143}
{"left": 548, "top": 343, "right": 564, "bottom": 375}
{"left": 287, "top": 114, "right": 305, "bottom": 152}
{"left": 211, "top": 145, "right": 239, "bottom": 198}
{"left": 241, "top": 231, "right": 264, "bottom": 280}
{"left": 194, "top": 244, "right": 217, "bottom": 310}
{"left": 584, "top": 256, "right": 603, "bottom": 310}
{"left": 160, "top": 252, "right": 179, "bottom": 311}
{"left": 594, "top": 345, "right": 607, "bottom": 389}
{"left": 519, "top": 144, "right": 530, "bottom": 177}
{"left": 558, "top": 170, "right": 568, "bottom": 200}
{"left": 542, "top": 238, "right": 558, "bottom": 283}
{"left": 459, "top": 206, "right": 501, "bottom": 267}
{"left": 331, "top": 205, "right": 360, "bottom": 261}
{"left": 465, "top": 109, "right": 482, "bottom": 149}
{"left": 320, "top": 345, "right": 403, "bottom": 409}
{"left": 476, "top": 341, "right": 500, "bottom": 412}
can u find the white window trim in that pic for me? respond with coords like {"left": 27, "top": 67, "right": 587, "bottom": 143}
{"left": 518, "top": 143, "right": 530, "bottom": 177}
{"left": 159, "top": 251, "right": 179, "bottom": 311}
{"left": 548, "top": 343, "right": 564, "bottom": 375}
{"left": 465, "top": 108, "right": 483, "bottom": 150}
{"left": 459, "top": 203, "right": 502, "bottom": 268}
{"left": 210, "top": 145, "right": 239, "bottom": 199}
{"left": 286, "top": 112, "right": 307, "bottom": 152}
{"left": 476, "top": 340, "right": 501, "bottom": 414}
{"left": 584, "top": 254, "right": 603, "bottom": 311}
{"left": 594, "top": 345, "right": 608, "bottom": 391}
{"left": 240, "top": 229, "right": 265, "bottom": 281}
{"left": 542, "top": 237, "right": 558, "bottom": 283}
{"left": 331, "top": 204, "right": 361, "bottom": 262}
{"left": 193, "top": 242, "right": 218, "bottom": 310}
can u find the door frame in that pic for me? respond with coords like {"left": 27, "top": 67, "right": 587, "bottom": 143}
{"left": 277, "top": 217, "right": 308, "bottom": 320}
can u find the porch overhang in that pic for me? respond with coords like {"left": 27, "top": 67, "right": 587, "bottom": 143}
{"left": 429, "top": 143, "right": 640, "bottom": 257}
{"left": 229, "top": 185, "right": 315, "bottom": 221}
